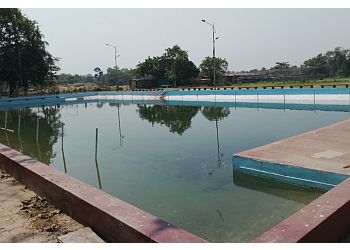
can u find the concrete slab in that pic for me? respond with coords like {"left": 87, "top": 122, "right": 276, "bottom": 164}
{"left": 233, "top": 119, "right": 350, "bottom": 190}
{"left": 58, "top": 227, "right": 104, "bottom": 243}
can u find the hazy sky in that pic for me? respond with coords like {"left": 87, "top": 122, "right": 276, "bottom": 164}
{"left": 22, "top": 8, "right": 350, "bottom": 75}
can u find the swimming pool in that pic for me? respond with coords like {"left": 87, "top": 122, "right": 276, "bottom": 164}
{"left": 0, "top": 98, "right": 349, "bottom": 242}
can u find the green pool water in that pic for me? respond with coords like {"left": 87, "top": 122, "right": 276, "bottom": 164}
{"left": 0, "top": 101, "right": 349, "bottom": 242}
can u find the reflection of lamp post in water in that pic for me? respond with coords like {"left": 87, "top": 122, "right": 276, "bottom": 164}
{"left": 117, "top": 105, "right": 123, "bottom": 147}
{"left": 201, "top": 106, "right": 229, "bottom": 174}
{"left": 215, "top": 118, "right": 222, "bottom": 169}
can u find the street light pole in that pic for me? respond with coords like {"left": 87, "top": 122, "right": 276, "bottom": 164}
{"left": 201, "top": 19, "right": 218, "bottom": 86}
{"left": 105, "top": 43, "right": 119, "bottom": 85}
{"left": 17, "top": 45, "right": 23, "bottom": 95}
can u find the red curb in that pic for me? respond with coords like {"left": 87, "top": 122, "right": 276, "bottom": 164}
{"left": 253, "top": 177, "right": 350, "bottom": 242}
{"left": 0, "top": 143, "right": 207, "bottom": 243}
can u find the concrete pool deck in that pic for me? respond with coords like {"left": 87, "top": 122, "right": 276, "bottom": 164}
{"left": 233, "top": 119, "right": 350, "bottom": 190}
{"left": 234, "top": 119, "right": 350, "bottom": 176}
{"left": 231, "top": 119, "right": 350, "bottom": 242}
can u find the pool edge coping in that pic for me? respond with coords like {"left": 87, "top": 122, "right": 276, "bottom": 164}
{"left": 0, "top": 143, "right": 207, "bottom": 243}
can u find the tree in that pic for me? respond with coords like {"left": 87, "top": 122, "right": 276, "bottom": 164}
{"left": 271, "top": 61, "right": 290, "bottom": 70}
{"left": 105, "top": 67, "right": 137, "bottom": 85}
{"left": 303, "top": 54, "right": 329, "bottom": 76}
{"left": 199, "top": 56, "right": 228, "bottom": 84}
{"left": 93, "top": 67, "right": 103, "bottom": 83}
{"left": 0, "top": 9, "right": 59, "bottom": 96}
{"left": 136, "top": 45, "right": 199, "bottom": 86}
{"left": 325, "top": 47, "right": 349, "bottom": 81}
{"left": 163, "top": 45, "right": 199, "bottom": 86}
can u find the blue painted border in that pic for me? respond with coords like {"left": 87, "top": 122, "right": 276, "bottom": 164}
{"left": 232, "top": 155, "right": 348, "bottom": 191}
{"left": 166, "top": 88, "right": 350, "bottom": 96}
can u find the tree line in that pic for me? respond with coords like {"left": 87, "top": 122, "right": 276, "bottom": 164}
{"left": 2, "top": 8, "right": 350, "bottom": 97}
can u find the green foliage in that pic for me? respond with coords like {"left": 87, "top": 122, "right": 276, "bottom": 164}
{"left": 303, "top": 54, "right": 329, "bottom": 76}
{"left": 136, "top": 45, "right": 199, "bottom": 86}
{"left": 302, "top": 47, "right": 350, "bottom": 81}
{"left": 271, "top": 62, "right": 290, "bottom": 70}
{"left": 56, "top": 73, "right": 94, "bottom": 85}
{"left": 93, "top": 67, "right": 103, "bottom": 82}
{"left": 0, "top": 8, "right": 59, "bottom": 96}
{"left": 199, "top": 56, "right": 228, "bottom": 83}
{"left": 104, "top": 67, "right": 138, "bottom": 85}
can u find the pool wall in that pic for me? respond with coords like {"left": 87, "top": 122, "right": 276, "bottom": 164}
{"left": 232, "top": 156, "right": 347, "bottom": 190}
{"left": 1, "top": 88, "right": 350, "bottom": 111}
{"left": 253, "top": 176, "right": 350, "bottom": 242}
{"left": 0, "top": 143, "right": 207, "bottom": 243}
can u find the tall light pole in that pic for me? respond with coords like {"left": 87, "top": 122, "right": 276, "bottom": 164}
{"left": 17, "top": 45, "right": 23, "bottom": 95}
{"left": 201, "top": 19, "right": 219, "bottom": 86}
{"left": 105, "top": 43, "right": 120, "bottom": 85}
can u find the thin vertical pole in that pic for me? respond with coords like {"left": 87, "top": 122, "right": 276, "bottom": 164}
{"left": 213, "top": 24, "right": 216, "bottom": 86}
{"left": 36, "top": 117, "right": 39, "bottom": 142}
{"left": 18, "top": 111, "right": 23, "bottom": 152}
{"left": 36, "top": 117, "right": 42, "bottom": 161}
{"left": 4, "top": 112, "right": 7, "bottom": 129}
{"left": 95, "top": 128, "right": 98, "bottom": 160}
{"left": 95, "top": 127, "right": 102, "bottom": 189}
{"left": 117, "top": 105, "right": 122, "bottom": 147}
{"left": 314, "top": 90, "right": 316, "bottom": 113}
{"left": 234, "top": 91, "right": 237, "bottom": 110}
{"left": 215, "top": 118, "right": 221, "bottom": 168}
{"left": 283, "top": 90, "right": 286, "bottom": 112}
{"left": 18, "top": 46, "right": 23, "bottom": 95}
{"left": 61, "top": 124, "right": 67, "bottom": 173}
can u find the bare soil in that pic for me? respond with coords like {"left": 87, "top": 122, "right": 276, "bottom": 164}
{"left": 0, "top": 169, "right": 83, "bottom": 242}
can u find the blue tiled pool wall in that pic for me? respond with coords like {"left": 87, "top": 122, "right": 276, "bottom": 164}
{"left": 232, "top": 156, "right": 348, "bottom": 191}
{"left": 1, "top": 89, "right": 350, "bottom": 112}
{"left": 165, "top": 88, "right": 350, "bottom": 96}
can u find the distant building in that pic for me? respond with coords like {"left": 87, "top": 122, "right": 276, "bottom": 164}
{"left": 129, "top": 79, "right": 158, "bottom": 89}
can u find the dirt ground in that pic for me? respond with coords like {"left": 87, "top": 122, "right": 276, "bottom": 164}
{"left": 0, "top": 169, "right": 84, "bottom": 243}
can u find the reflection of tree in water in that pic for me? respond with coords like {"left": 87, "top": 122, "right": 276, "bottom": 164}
{"left": 0, "top": 107, "right": 62, "bottom": 165}
{"left": 201, "top": 106, "right": 230, "bottom": 122}
{"left": 137, "top": 105, "right": 200, "bottom": 135}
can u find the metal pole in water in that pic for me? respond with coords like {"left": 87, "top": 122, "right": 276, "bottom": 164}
{"left": 36, "top": 117, "right": 39, "bottom": 142}
{"left": 4, "top": 111, "right": 7, "bottom": 129}
{"left": 95, "top": 128, "right": 98, "bottom": 160}
{"left": 283, "top": 90, "right": 286, "bottom": 112}
{"left": 234, "top": 91, "right": 237, "bottom": 110}
{"left": 18, "top": 111, "right": 23, "bottom": 152}
{"left": 348, "top": 88, "right": 350, "bottom": 112}
{"left": 314, "top": 90, "right": 316, "bottom": 113}
{"left": 94, "top": 127, "right": 102, "bottom": 189}
{"left": 61, "top": 124, "right": 67, "bottom": 173}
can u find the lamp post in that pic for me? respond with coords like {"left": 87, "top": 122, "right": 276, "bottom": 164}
{"left": 201, "top": 19, "right": 219, "bottom": 86}
{"left": 105, "top": 43, "right": 120, "bottom": 85}
{"left": 16, "top": 44, "right": 23, "bottom": 95}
